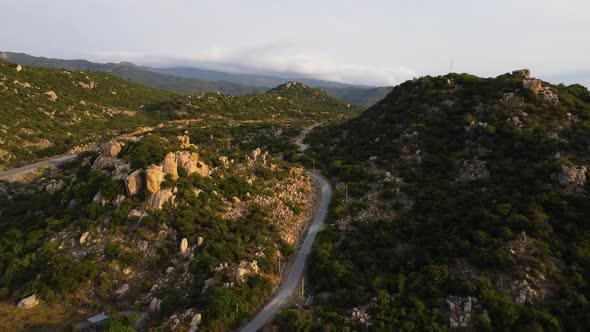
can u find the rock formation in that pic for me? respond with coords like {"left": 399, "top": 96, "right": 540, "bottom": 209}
{"left": 146, "top": 165, "right": 165, "bottom": 193}
{"left": 102, "top": 141, "right": 122, "bottom": 157}
{"left": 523, "top": 79, "right": 542, "bottom": 94}
{"left": 150, "top": 298, "right": 162, "bottom": 312}
{"left": 177, "top": 135, "right": 191, "bottom": 148}
{"left": 554, "top": 165, "right": 586, "bottom": 187}
{"left": 125, "top": 169, "right": 143, "bottom": 195}
{"left": 162, "top": 152, "right": 179, "bottom": 180}
{"left": 79, "top": 232, "right": 90, "bottom": 245}
{"left": 148, "top": 188, "right": 175, "bottom": 209}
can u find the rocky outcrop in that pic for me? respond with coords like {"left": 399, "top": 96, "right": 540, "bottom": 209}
{"left": 116, "top": 283, "right": 130, "bottom": 295}
{"left": 16, "top": 64, "right": 22, "bottom": 72}
{"left": 180, "top": 238, "right": 188, "bottom": 254}
{"left": 17, "top": 294, "right": 40, "bottom": 309}
{"left": 456, "top": 159, "right": 490, "bottom": 182}
{"left": 79, "top": 81, "right": 97, "bottom": 89}
{"left": 146, "top": 165, "right": 165, "bottom": 193}
{"left": 44, "top": 91, "right": 58, "bottom": 101}
{"left": 45, "top": 179, "right": 65, "bottom": 193}
{"left": 162, "top": 152, "right": 179, "bottom": 180}
{"left": 112, "top": 195, "right": 126, "bottom": 206}
{"left": 512, "top": 69, "right": 531, "bottom": 79}
{"left": 446, "top": 296, "right": 477, "bottom": 328}
{"left": 197, "top": 236, "right": 204, "bottom": 246}
{"left": 148, "top": 188, "right": 175, "bottom": 210}
{"left": 190, "top": 313, "right": 202, "bottom": 330}
{"left": 177, "top": 135, "right": 191, "bottom": 148}
{"left": 523, "top": 79, "right": 542, "bottom": 94}
{"left": 233, "top": 260, "right": 260, "bottom": 282}
{"left": 150, "top": 298, "right": 162, "bottom": 312}
{"left": 125, "top": 169, "right": 143, "bottom": 195}
{"left": 251, "top": 148, "right": 262, "bottom": 161}
{"left": 112, "top": 163, "right": 131, "bottom": 180}
{"left": 176, "top": 151, "right": 209, "bottom": 177}
{"left": 539, "top": 86, "right": 559, "bottom": 103}
{"left": 554, "top": 165, "right": 586, "bottom": 187}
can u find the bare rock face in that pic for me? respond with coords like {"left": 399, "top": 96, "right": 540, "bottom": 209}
{"left": 148, "top": 188, "right": 175, "bottom": 210}
{"left": 102, "top": 141, "right": 122, "bottom": 158}
{"left": 162, "top": 152, "right": 179, "bottom": 180}
{"left": 554, "top": 165, "right": 587, "bottom": 187}
{"left": 17, "top": 294, "right": 40, "bottom": 309}
{"left": 125, "top": 169, "right": 143, "bottom": 196}
{"left": 523, "top": 79, "right": 542, "bottom": 94}
{"left": 176, "top": 151, "right": 209, "bottom": 177}
{"left": 44, "top": 91, "right": 58, "bottom": 101}
{"left": 180, "top": 238, "right": 188, "bottom": 254}
{"left": 145, "top": 165, "right": 165, "bottom": 193}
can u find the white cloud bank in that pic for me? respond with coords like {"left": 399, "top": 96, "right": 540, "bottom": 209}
{"left": 89, "top": 43, "right": 416, "bottom": 87}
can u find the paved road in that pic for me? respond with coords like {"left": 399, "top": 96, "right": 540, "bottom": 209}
{"left": 0, "top": 154, "right": 78, "bottom": 181}
{"left": 240, "top": 170, "right": 331, "bottom": 332}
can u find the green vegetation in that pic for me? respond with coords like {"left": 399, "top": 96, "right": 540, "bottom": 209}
{"left": 273, "top": 73, "right": 590, "bottom": 330}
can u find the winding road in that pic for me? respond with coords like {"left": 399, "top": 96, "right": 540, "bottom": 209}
{"left": 241, "top": 171, "right": 331, "bottom": 332}
{"left": 240, "top": 126, "right": 331, "bottom": 332}
{"left": 0, "top": 154, "right": 78, "bottom": 182}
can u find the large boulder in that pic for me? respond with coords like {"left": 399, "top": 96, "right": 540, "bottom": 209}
{"left": 176, "top": 151, "right": 209, "bottom": 177}
{"left": 79, "top": 231, "right": 90, "bottom": 245}
{"left": 102, "top": 141, "right": 122, "bottom": 157}
{"left": 523, "top": 79, "right": 542, "bottom": 94}
{"left": 145, "top": 165, "right": 165, "bottom": 193}
{"left": 45, "top": 180, "right": 65, "bottom": 193}
{"left": 17, "top": 294, "right": 40, "bottom": 309}
{"left": 162, "top": 152, "right": 179, "bottom": 180}
{"left": 148, "top": 188, "right": 175, "bottom": 210}
{"left": 125, "top": 169, "right": 143, "bottom": 196}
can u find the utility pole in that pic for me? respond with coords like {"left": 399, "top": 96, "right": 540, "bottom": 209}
{"left": 450, "top": 59, "right": 454, "bottom": 73}
{"left": 301, "top": 277, "right": 304, "bottom": 299}
{"left": 345, "top": 183, "right": 348, "bottom": 204}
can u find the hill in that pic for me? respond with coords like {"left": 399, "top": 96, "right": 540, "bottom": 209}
{"left": 2, "top": 52, "right": 390, "bottom": 107}
{"left": 0, "top": 60, "right": 178, "bottom": 170}
{"left": 273, "top": 70, "right": 590, "bottom": 330}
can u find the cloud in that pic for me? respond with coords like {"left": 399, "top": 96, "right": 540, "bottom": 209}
{"left": 88, "top": 43, "right": 416, "bottom": 86}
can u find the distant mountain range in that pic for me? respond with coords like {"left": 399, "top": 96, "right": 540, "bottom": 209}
{"left": 1, "top": 51, "right": 392, "bottom": 107}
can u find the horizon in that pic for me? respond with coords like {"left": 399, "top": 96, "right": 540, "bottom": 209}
{"left": 1, "top": 0, "right": 589, "bottom": 87}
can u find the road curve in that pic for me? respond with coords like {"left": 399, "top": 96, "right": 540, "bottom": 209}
{"left": 240, "top": 170, "right": 331, "bottom": 332}
{"left": 0, "top": 154, "right": 78, "bottom": 181}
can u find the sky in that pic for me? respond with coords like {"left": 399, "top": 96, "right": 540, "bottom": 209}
{"left": 1, "top": 0, "right": 589, "bottom": 86}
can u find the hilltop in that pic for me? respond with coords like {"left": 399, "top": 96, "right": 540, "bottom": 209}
{"left": 1, "top": 51, "right": 390, "bottom": 107}
{"left": 273, "top": 70, "right": 590, "bottom": 330}
{"left": 0, "top": 60, "right": 361, "bottom": 170}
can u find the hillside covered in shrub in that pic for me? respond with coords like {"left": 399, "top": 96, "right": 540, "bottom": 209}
{"left": 273, "top": 70, "right": 590, "bottom": 331}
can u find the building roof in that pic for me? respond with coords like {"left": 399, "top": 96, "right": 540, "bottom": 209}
{"left": 87, "top": 312, "right": 110, "bottom": 324}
